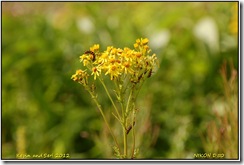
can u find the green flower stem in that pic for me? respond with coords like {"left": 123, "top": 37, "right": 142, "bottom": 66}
{"left": 87, "top": 90, "right": 121, "bottom": 157}
{"left": 123, "top": 87, "right": 135, "bottom": 158}
{"left": 125, "top": 85, "right": 139, "bottom": 159}
{"left": 113, "top": 78, "right": 128, "bottom": 158}
{"left": 114, "top": 80, "right": 125, "bottom": 120}
{"left": 123, "top": 123, "right": 127, "bottom": 158}
{"left": 131, "top": 111, "right": 136, "bottom": 159}
{"left": 126, "top": 90, "right": 133, "bottom": 114}
{"left": 98, "top": 77, "right": 122, "bottom": 121}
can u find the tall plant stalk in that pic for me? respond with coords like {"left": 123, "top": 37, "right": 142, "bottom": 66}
{"left": 71, "top": 38, "right": 159, "bottom": 158}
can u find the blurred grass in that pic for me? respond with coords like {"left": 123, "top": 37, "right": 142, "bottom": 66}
{"left": 2, "top": 2, "right": 238, "bottom": 159}
{"left": 201, "top": 61, "right": 238, "bottom": 159}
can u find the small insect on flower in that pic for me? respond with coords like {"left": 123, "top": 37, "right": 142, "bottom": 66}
{"left": 84, "top": 50, "right": 96, "bottom": 62}
{"left": 126, "top": 121, "right": 136, "bottom": 135}
{"left": 147, "top": 69, "right": 153, "bottom": 78}
{"left": 136, "top": 73, "right": 144, "bottom": 82}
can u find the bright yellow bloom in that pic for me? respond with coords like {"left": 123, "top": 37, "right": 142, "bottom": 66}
{"left": 122, "top": 62, "right": 134, "bottom": 74}
{"left": 142, "top": 38, "right": 149, "bottom": 45}
{"left": 106, "top": 46, "right": 113, "bottom": 53}
{"left": 108, "top": 56, "right": 116, "bottom": 64}
{"left": 97, "top": 52, "right": 109, "bottom": 64}
{"left": 71, "top": 69, "right": 89, "bottom": 85}
{"left": 71, "top": 74, "right": 78, "bottom": 81}
{"left": 91, "top": 67, "right": 101, "bottom": 80}
{"left": 229, "top": 3, "right": 238, "bottom": 36}
{"left": 135, "top": 52, "right": 142, "bottom": 58}
{"left": 73, "top": 37, "right": 158, "bottom": 84}
{"left": 143, "top": 45, "right": 149, "bottom": 51}
{"left": 111, "top": 48, "right": 118, "bottom": 55}
{"left": 121, "top": 48, "right": 134, "bottom": 62}
{"left": 105, "top": 64, "right": 121, "bottom": 80}
{"left": 80, "top": 54, "right": 93, "bottom": 66}
{"left": 90, "top": 44, "right": 100, "bottom": 52}
{"left": 117, "top": 48, "right": 123, "bottom": 55}
{"left": 134, "top": 43, "right": 139, "bottom": 49}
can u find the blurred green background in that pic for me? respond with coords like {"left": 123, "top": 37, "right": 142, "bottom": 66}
{"left": 2, "top": 2, "right": 238, "bottom": 159}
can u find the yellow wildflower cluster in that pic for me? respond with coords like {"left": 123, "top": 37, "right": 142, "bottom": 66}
{"left": 71, "top": 38, "right": 158, "bottom": 158}
{"left": 71, "top": 38, "right": 158, "bottom": 85}
{"left": 71, "top": 69, "right": 89, "bottom": 86}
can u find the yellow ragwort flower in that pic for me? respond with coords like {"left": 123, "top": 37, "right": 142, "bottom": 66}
{"left": 91, "top": 67, "right": 101, "bottom": 80}
{"left": 72, "top": 37, "right": 158, "bottom": 84}
{"left": 134, "top": 43, "right": 139, "bottom": 49}
{"left": 122, "top": 62, "right": 134, "bottom": 74}
{"left": 90, "top": 44, "right": 100, "bottom": 52}
{"left": 106, "top": 46, "right": 113, "bottom": 53}
{"left": 105, "top": 64, "right": 121, "bottom": 80}
{"left": 71, "top": 69, "right": 89, "bottom": 85}
{"left": 142, "top": 38, "right": 149, "bottom": 45}
{"left": 97, "top": 52, "right": 109, "bottom": 64}
{"left": 136, "top": 39, "right": 140, "bottom": 44}
{"left": 80, "top": 53, "right": 95, "bottom": 66}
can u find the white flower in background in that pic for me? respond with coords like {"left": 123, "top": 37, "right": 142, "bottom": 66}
{"left": 77, "top": 17, "right": 94, "bottom": 34}
{"left": 194, "top": 17, "right": 219, "bottom": 53}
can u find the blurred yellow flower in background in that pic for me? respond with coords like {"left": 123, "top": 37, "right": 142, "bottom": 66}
{"left": 229, "top": 3, "right": 238, "bottom": 36}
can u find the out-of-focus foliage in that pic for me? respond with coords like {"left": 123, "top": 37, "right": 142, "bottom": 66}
{"left": 202, "top": 61, "right": 238, "bottom": 159}
{"left": 2, "top": 2, "right": 238, "bottom": 159}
